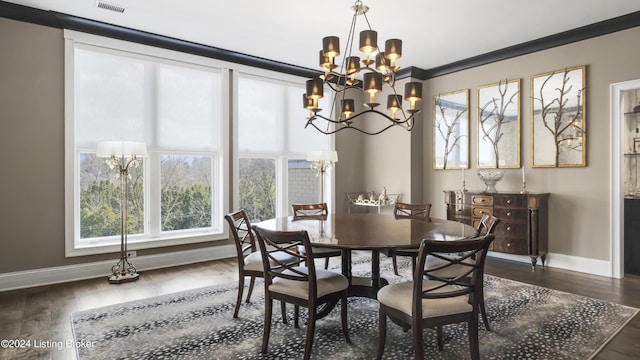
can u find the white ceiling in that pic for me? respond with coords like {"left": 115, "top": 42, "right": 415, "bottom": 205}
{"left": 5, "top": 0, "right": 640, "bottom": 71}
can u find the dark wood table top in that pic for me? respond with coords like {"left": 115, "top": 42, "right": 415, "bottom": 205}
{"left": 254, "top": 213, "right": 476, "bottom": 250}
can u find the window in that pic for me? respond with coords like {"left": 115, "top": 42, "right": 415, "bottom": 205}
{"left": 235, "top": 72, "right": 333, "bottom": 221}
{"left": 65, "top": 31, "right": 228, "bottom": 256}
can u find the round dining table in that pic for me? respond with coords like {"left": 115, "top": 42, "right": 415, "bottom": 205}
{"left": 254, "top": 213, "right": 476, "bottom": 306}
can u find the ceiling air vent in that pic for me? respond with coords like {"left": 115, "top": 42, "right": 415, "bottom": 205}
{"left": 96, "top": 1, "right": 126, "bottom": 13}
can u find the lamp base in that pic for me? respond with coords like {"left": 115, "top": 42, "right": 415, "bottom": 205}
{"left": 108, "top": 271, "right": 140, "bottom": 284}
{"left": 108, "top": 256, "right": 140, "bottom": 284}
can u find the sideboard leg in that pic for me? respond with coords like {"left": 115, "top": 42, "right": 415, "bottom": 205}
{"left": 530, "top": 256, "right": 538, "bottom": 271}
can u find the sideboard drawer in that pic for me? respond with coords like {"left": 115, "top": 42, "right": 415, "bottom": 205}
{"left": 472, "top": 206, "right": 493, "bottom": 218}
{"left": 471, "top": 196, "right": 493, "bottom": 206}
{"left": 493, "top": 194, "right": 525, "bottom": 208}
{"left": 493, "top": 237, "right": 528, "bottom": 255}
{"left": 495, "top": 222, "right": 528, "bottom": 238}
{"left": 493, "top": 207, "right": 528, "bottom": 222}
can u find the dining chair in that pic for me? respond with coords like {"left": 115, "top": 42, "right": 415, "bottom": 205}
{"left": 425, "top": 213, "right": 500, "bottom": 331}
{"left": 385, "top": 202, "right": 432, "bottom": 275}
{"left": 376, "top": 233, "right": 495, "bottom": 360}
{"left": 291, "top": 203, "right": 342, "bottom": 269}
{"left": 252, "top": 225, "right": 350, "bottom": 360}
{"left": 224, "top": 209, "right": 297, "bottom": 318}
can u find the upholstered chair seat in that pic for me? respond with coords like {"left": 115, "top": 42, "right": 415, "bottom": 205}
{"left": 243, "top": 251, "right": 298, "bottom": 272}
{"left": 270, "top": 267, "right": 348, "bottom": 299}
{"left": 377, "top": 280, "right": 472, "bottom": 318}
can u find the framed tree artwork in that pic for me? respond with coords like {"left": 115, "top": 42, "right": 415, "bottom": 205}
{"left": 477, "top": 78, "right": 521, "bottom": 168}
{"left": 530, "top": 65, "right": 586, "bottom": 167}
{"left": 434, "top": 89, "right": 469, "bottom": 169}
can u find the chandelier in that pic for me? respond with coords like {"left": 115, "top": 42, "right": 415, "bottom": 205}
{"left": 303, "top": 0, "right": 423, "bottom": 136}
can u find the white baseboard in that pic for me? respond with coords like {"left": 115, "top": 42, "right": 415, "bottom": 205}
{"left": 488, "top": 251, "right": 613, "bottom": 277}
{"left": 0, "top": 245, "right": 236, "bottom": 292}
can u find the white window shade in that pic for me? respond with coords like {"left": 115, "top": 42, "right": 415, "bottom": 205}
{"left": 287, "top": 86, "right": 331, "bottom": 153}
{"left": 75, "top": 47, "right": 145, "bottom": 144}
{"left": 238, "top": 76, "right": 331, "bottom": 154}
{"left": 238, "top": 77, "right": 283, "bottom": 154}
{"left": 158, "top": 64, "right": 221, "bottom": 150}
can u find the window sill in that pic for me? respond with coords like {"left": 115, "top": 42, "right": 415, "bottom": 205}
{"left": 66, "top": 231, "right": 228, "bottom": 258}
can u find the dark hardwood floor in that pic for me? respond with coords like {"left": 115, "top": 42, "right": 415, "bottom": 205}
{"left": 0, "top": 256, "right": 638, "bottom": 360}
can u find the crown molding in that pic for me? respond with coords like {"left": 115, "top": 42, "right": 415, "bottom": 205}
{"left": 0, "top": 1, "right": 319, "bottom": 79}
{"left": 419, "top": 11, "right": 640, "bottom": 79}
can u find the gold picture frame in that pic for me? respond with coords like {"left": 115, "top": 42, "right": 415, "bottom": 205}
{"left": 477, "top": 79, "right": 521, "bottom": 169}
{"left": 530, "top": 65, "right": 586, "bottom": 167}
{"left": 433, "top": 89, "right": 469, "bottom": 170}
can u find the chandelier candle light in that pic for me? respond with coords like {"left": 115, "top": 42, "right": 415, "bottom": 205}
{"left": 307, "top": 150, "right": 338, "bottom": 203}
{"left": 97, "top": 140, "right": 147, "bottom": 284}
{"left": 521, "top": 166, "right": 529, "bottom": 194}
{"left": 303, "top": 0, "right": 423, "bottom": 135}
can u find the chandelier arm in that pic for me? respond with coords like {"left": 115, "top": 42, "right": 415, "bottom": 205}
{"left": 307, "top": 115, "right": 412, "bottom": 136}
{"left": 308, "top": 108, "right": 418, "bottom": 130}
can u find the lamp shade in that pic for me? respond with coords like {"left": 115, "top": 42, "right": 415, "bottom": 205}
{"left": 387, "top": 94, "right": 402, "bottom": 110}
{"left": 306, "top": 150, "right": 338, "bottom": 163}
{"left": 306, "top": 77, "right": 324, "bottom": 99}
{"left": 359, "top": 30, "right": 378, "bottom": 55}
{"left": 97, "top": 140, "right": 147, "bottom": 158}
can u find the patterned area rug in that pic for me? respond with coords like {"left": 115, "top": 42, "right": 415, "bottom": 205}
{"left": 71, "top": 256, "right": 638, "bottom": 360}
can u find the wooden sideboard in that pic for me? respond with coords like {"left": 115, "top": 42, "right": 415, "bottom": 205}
{"left": 444, "top": 191, "right": 550, "bottom": 270}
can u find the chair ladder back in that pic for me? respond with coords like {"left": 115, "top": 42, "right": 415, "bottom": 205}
{"left": 252, "top": 226, "right": 315, "bottom": 283}
{"left": 476, "top": 214, "right": 500, "bottom": 236}
{"left": 292, "top": 203, "right": 328, "bottom": 220}
{"left": 394, "top": 202, "right": 432, "bottom": 220}
{"left": 224, "top": 210, "right": 256, "bottom": 257}
{"left": 415, "top": 234, "right": 495, "bottom": 301}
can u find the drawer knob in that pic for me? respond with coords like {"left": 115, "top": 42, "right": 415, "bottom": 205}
{"left": 506, "top": 212, "right": 511, "bottom": 216}
{"left": 506, "top": 226, "right": 512, "bottom": 231}
{"left": 507, "top": 243, "right": 511, "bottom": 247}
{"left": 507, "top": 199, "right": 512, "bottom": 204}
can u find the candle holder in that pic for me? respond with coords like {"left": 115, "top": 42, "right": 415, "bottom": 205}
{"left": 520, "top": 181, "right": 529, "bottom": 194}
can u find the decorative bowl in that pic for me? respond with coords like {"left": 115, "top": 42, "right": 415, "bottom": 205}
{"left": 477, "top": 170, "right": 504, "bottom": 193}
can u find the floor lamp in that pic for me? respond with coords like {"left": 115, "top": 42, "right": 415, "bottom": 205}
{"left": 97, "top": 140, "right": 147, "bottom": 284}
{"left": 307, "top": 150, "right": 338, "bottom": 204}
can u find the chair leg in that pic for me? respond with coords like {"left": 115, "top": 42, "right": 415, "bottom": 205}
{"left": 469, "top": 318, "right": 480, "bottom": 360}
{"left": 413, "top": 321, "right": 424, "bottom": 360}
{"left": 341, "top": 294, "right": 351, "bottom": 343}
{"left": 233, "top": 274, "right": 244, "bottom": 318}
{"left": 245, "top": 275, "right": 256, "bottom": 303}
{"left": 303, "top": 307, "right": 316, "bottom": 360}
{"left": 262, "top": 298, "right": 273, "bottom": 354}
{"left": 436, "top": 325, "right": 444, "bottom": 350}
{"left": 324, "top": 257, "right": 330, "bottom": 269}
{"left": 376, "top": 311, "right": 387, "bottom": 360}
{"left": 294, "top": 305, "right": 300, "bottom": 328}
{"left": 281, "top": 301, "right": 287, "bottom": 324}
{"left": 392, "top": 254, "right": 399, "bottom": 276}
{"left": 480, "top": 300, "right": 491, "bottom": 331}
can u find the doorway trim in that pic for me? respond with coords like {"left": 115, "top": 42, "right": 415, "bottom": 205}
{"left": 610, "top": 79, "right": 640, "bottom": 279}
